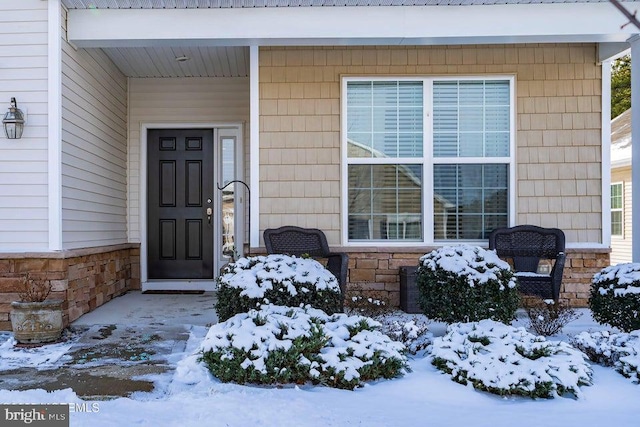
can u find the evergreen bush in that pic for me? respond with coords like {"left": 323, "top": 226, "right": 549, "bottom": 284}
{"left": 215, "top": 255, "right": 342, "bottom": 322}
{"left": 199, "top": 305, "right": 408, "bottom": 390}
{"left": 431, "top": 320, "right": 593, "bottom": 398}
{"left": 416, "top": 245, "right": 520, "bottom": 323}
{"left": 573, "top": 330, "right": 640, "bottom": 383}
{"left": 589, "top": 263, "right": 640, "bottom": 332}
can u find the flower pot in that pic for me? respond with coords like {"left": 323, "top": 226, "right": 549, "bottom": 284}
{"left": 10, "top": 299, "right": 64, "bottom": 344}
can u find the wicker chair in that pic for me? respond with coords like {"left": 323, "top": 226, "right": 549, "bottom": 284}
{"left": 263, "top": 226, "right": 349, "bottom": 302}
{"left": 488, "top": 225, "right": 566, "bottom": 301}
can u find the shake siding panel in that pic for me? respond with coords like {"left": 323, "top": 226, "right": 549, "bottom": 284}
{"left": 259, "top": 44, "right": 602, "bottom": 247}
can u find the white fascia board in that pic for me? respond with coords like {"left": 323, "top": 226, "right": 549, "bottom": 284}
{"left": 611, "top": 158, "right": 632, "bottom": 168}
{"left": 598, "top": 43, "right": 631, "bottom": 63}
{"left": 68, "top": 4, "right": 638, "bottom": 48}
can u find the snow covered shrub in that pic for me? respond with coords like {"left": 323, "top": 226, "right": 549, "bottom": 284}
{"left": 416, "top": 245, "right": 520, "bottom": 323}
{"left": 199, "top": 305, "right": 408, "bottom": 390}
{"left": 572, "top": 330, "right": 640, "bottom": 383}
{"left": 376, "top": 315, "right": 432, "bottom": 355}
{"left": 589, "top": 263, "right": 640, "bottom": 332}
{"left": 215, "top": 255, "right": 342, "bottom": 322}
{"left": 344, "top": 284, "right": 391, "bottom": 318}
{"left": 344, "top": 288, "right": 431, "bottom": 355}
{"left": 431, "top": 320, "right": 593, "bottom": 398}
{"left": 521, "top": 296, "right": 581, "bottom": 336}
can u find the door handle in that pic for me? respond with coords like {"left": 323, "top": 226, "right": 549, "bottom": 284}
{"left": 206, "top": 207, "right": 212, "bottom": 225}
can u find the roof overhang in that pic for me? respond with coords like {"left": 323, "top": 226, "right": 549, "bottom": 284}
{"left": 67, "top": 3, "right": 637, "bottom": 58}
{"left": 612, "top": 157, "right": 632, "bottom": 168}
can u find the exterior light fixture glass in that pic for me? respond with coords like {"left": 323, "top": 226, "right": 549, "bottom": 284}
{"left": 3, "top": 98, "right": 25, "bottom": 139}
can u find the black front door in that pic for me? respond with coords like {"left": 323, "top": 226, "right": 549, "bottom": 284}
{"left": 147, "top": 129, "right": 214, "bottom": 279}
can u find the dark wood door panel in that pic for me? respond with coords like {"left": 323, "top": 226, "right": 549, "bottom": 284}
{"left": 186, "top": 160, "right": 203, "bottom": 207}
{"left": 160, "top": 161, "right": 176, "bottom": 207}
{"left": 148, "top": 129, "right": 214, "bottom": 280}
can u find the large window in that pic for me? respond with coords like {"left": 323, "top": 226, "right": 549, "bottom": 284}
{"left": 343, "top": 77, "right": 514, "bottom": 244}
{"left": 611, "top": 182, "right": 624, "bottom": 237}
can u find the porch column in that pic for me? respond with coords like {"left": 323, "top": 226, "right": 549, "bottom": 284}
{"left": 48, "top": 0, "right": 62, "bottom": 251}
{"left": 631, "top": 35, "right": 640, "bottom": 262}
{"left": 602, "top": 58, "right": 612, "bottom": 250}
{"left": 250, "top": 45, "right": 260, "bottom": 249}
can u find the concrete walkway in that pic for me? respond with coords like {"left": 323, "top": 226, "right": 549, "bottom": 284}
{"left": 0, "top": 291, "right": 218, "bottom": 400}
{"left": 72, "top": 290, "right": 219, "bottom": 327}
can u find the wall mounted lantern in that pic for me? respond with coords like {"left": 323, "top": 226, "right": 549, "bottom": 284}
{"left": 3, "top": 98, "right": 25, "bottom": 139}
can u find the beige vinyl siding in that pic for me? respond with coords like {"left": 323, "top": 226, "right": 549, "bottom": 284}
{"left": 0, "top": 0, "right": 49, "bottom": 251}
{"left": 60, "top": 8, "right": 128, "bottom": 249}
{"left": 610, "top": 166, "right": 632, "bottom": 264}
{"left": 259, "top": 44, "right": 602, "bottom": 246}
{"left": 127, "top": 77, "right": 250, "bottom": 242}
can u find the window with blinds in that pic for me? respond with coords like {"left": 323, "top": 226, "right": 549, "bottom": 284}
{"left": 611, "top": 182, "right": 623, "bottom": 237}
{"left": 344, "top": 77, "right": 514, "bottom": 244}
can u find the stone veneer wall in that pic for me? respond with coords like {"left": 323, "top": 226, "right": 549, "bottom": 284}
{"left": 0, "top": 244, "right": 140, "bottom": 331}
{"left": 345, "top": 248, "right": 609, "bottom": 308}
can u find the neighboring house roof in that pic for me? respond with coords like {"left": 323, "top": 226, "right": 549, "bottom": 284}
{"left": 61, "top": 0, "right": 614, "bottom": 8}
{"left": 611, "top": 108, "right": 632, "bottom": 168}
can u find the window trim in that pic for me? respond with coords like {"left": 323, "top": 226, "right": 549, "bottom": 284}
{"left": 611, "top": 181, "right": 624, "bottom": 238}
{"left": 341, "top": 75, "right": 516, "bottom": 247}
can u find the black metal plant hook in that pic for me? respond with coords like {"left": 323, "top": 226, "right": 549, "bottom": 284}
{"left": 216, "top": 180, "right": 251, "bottom": 257}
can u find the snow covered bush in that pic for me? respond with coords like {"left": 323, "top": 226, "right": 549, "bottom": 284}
{"left": 344, "top": 289, "right": 431, "bottom": 355}
{"left": 215, "top": 255, "right": 342, "bottom": 322}
{"left": 589, "top": 263, "right": 640, "bottom": 332}
{"left": 344, "top": 284, "right": 391, "bottom": 318}
{"left": 521, "top": 296, "right": 581, "bottom": 336}
{"left": 199, "top": 305, "right": 408, "bottom": 390}
{"left": 416, "top": 245, "right": 519, "bottom": 323}
{"left": 377, "top": 315, "right": 432, "bottom": 355}
{"left": 431, "top": 320, "right": 593, "bottom": 399}
{"left": 572, "top": 330, "right": 640, "bottom": 383}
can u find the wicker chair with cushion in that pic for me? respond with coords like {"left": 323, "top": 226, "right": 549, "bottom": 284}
{"left": 488, "top": 224, "right": 566, "bottom": 301}
{"left": 263, "top": 226, "right": 349, "bottom": 302}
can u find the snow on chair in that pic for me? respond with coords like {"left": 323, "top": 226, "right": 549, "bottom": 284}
{"left": 263, "top": 226, "right": 348, "bottom": 308}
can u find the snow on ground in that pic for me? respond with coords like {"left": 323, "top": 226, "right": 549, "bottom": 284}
{"left": 2, "top": 311, "right": 640, "bottom": 426}
{"left": 0, "top": 330, "right": 80, "bottom": 371}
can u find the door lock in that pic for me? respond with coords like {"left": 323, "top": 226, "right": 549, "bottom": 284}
{"left": 206, "top": 207, "right": 213, "bottom": 225}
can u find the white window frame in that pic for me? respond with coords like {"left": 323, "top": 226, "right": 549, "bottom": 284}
{"left": 340, "top": 75, "right": 516, "bottom": 247}
{"left": 611, "top": 181, "right": 624, "bottom": 238}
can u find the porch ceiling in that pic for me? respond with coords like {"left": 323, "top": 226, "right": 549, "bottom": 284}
{"left": 101, "top": 46, "right": 249, "bottom": 78}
